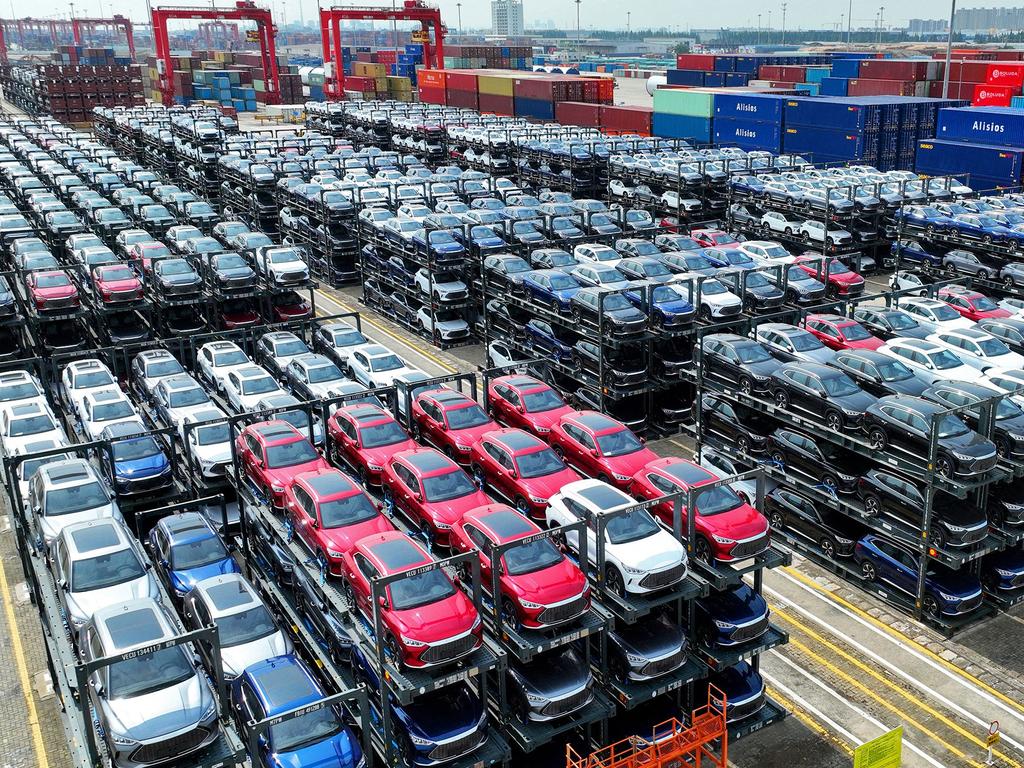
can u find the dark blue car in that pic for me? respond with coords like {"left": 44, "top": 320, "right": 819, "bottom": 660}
{"left": 148, "top": 512, "right": 240, "bottom": 598}
{"left": 981, "top": 548, "right": 1024, "bottom": 595}
{"left": 730, "top": 175, "right": 767, "bottom": 197}
{"left": 520, "top": 269, "right": 582, "bottom": 313}
{"left": 704, "top": 662, "right": 766, "bottom": 724}
{"left": 891, "top": 239, "right": 943, "bottom": 269}
{"left": 625, "top": 283, "right": 696, "bottom": 328}
{"left": 894, "top": 205, "right": 956, "bottom": 232}
{"left": 412, "top": 229, "right": 466, "bottom": 257}
{"left": 525, "top": 319, "right": 575, "bottom": 361}
{"left": 232, "top": 655, "right": 365, "bottom": 768}
{"left": 703, "top": 248, "right": 757, "bottom": 271}
{"left": 694, "top": 583, "right": 770, "bottom": 648}
{"left": 462, "top": 225, "right": 505, "bottom": 249}
{"left": 351, "top": 647, "right": 487, "bottom": 766}
{"left": 855, "top": 535, "right": 984, "bottom": 617}
{"left": 950, "top": 214, "right": 1024, "bottom": 245}
{"left": 100, "top": 421, "right": 172, "bottom": 497}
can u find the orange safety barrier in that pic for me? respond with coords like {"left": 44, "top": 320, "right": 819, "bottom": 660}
{"left": 566, "top": 685, "right": 728, "bottom": 768}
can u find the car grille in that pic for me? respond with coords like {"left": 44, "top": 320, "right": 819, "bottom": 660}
{"left": 281, "top": 271, "right": 307, "bottom": 283}
{"left": 964, "top": 453, "right": 999, "bottom": 474}
{"left": 441, "top": 327, "right": 471, "bottom": 340}
{"left": 111, "top": 290, "right": 138, "bottom": 301}
{"left": 131, "top": 727, "right": 208, "bottom": 764}
{"left": 168, "top": 282, "right": 197, "bottom": 295}
{"left": 640, "top": 562, "right": 685, "bottom": 590}
{"left": 731, "top": 534, "right": 769, "bottom": 560}
{"left": 537, "top": 594, "right": 588, "bottom": 625}
{"left": 612, "top": 369, "right": 647, "bottom": 386}
{"left": 122, "top": 473, "right": 171, "bottom": 493}
{"left": 420, "top": 633, "right": 477, "bottom": 665}
{"left": 614, "top": 319, "right": 647, "bottom": 335}
{"left": 844, "top": 283, "right": 865, "bottom": 296}
{"left": 718, "top": 304, "right": 741, "bottom": 317}
{"left": 427, "top": 729, "right": 485, "bottom": 762}
{"left": 640, "top": 649, "right": 686, "bottom": 678}
{"left": 957, "top": 526, "right": 988, "bottom": 546}
{"left": 225, "top": 276, "right": 252, "bottom": 287}
{"left": 443, "top": 291, "right": 468, "bottom": 302}
{"left": 728, "top": 614, "right": 770, "bottom": 645}
{"left": 728, "top": 693, "right": 765, "bottom": 723}
{"left": 44, "top": 297, "right": 73, "bottom": 308}
{"left": 540, "top": 686, "right": 592, "bottom": 718}
{"left": 952, "top": 592, "right": 983, "bottom": 614}
{"left": 802, "top": 290, "right": 826, "bottom": 302}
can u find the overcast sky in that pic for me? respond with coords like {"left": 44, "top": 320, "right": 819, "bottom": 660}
{"left": 0, "top": 0, "right": 994, "bottom": 31}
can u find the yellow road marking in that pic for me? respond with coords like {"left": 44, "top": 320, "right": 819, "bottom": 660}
{"left": 765, "top": 684, "right": 855, "bottom": 757}
{"left": 783, "top": 565, "right": 1024, "bottom": 718}
{"left": 776, "top": 607, "right": 1019, "bottom": 767}
{"left": 314, "top": 289, "right": 458, "bottom": 374}
{"left": 0, "top": 557, "right": 49, "bottom": 768}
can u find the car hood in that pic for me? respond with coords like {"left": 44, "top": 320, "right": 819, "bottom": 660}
{"left": 602, "top": 446, "right": 660, "bottom": 479}
{"left": 100, "top": 278, "right": 140, "bottom": 292}
{"left": 428, "top": 489, "right": 493, "bottom": 525}
{"left": 699, "top": 503, "right": 769, "bottom": 541}
{"left": 944, "top": 429, "right": 997, "bottom": 458}
{"left": 513, "top": 651, "right": 591, "bottom": 697}
{"left": 269, "top": 458, "right": 330, "bottom": 488}
{"left": 847, "top": 336, "right": 884, "bottom": 351}
{"left": 194, "top": 442, "right": 232, "bottom": 465}
{"left": 101, "top": 672, "right": 213, "bottom": 741}
{"left": 218, "top": 266, "right": 254, "bottom": 280}
{"left": 699, "top": 586, "right": 768, "bottom": 624}
{"left": 885, "top": 376, "right": 929, "bottom": 396}
{"left": 173, "top": 558, "right": 239, "bottom": 595}
{"left": 117, "top": 451, "right": 169, "bottom": 478}
{"left": 321, "top": 515, "right": 394, "bottom": 557}
{"left": 799, "top": 347, "right": 836, "bottom": 365}
{"left": 524, "top": 405, "right": 575, "bottom": 432}
{"left": 161, "top": 273, "right": 200, "bottom": 285}
{"left": 929, "top": 569, "right": 983, "bottom": 597}
{"left": 392, "top": 590, "right": 478, "bottom": 640}
{"left": 275, "top": 730, "right": 360, "bottom": 768}
{"left": 36, "top": 285, "right": 77, "bottom": 299}
{"left": 509, "top": 558, "right": 587, "bottom": 604}
{"left": 66, "top": 573, "right": 160, "bottom": 626}
{"left": 745, "top": 358, "right": 782, "bottom": 379}
{"left": 518, "top": 466, "right": 584, "bottom": 505}
{"left": 834, "top": 389, "right": 878, "bottom": 413}
{"left": 222, "top": 631, "right": 292, "bottom": 678}
{"left": 612, "top": 619, "right": 686, "bottom": 658}
{"left": 609, "top": 528, "right": 685, "bottom": 571}
{"left": 359, "top": 438, "right": 418, "bottom": 468}
{"left": 400, "top": 686, "right": 484, "bottom": 741}
{"left": 41, "top": 503, "right": 121, "bottom": 543}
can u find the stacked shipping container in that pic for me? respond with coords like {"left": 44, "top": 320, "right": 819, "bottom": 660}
{"left": 0, "top": 60, "right": 144, "bottom": 122}
{"left": 917, "top": 105, "right": 1024, "bottom": 190}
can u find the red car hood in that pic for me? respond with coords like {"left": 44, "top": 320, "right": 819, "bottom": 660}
{"left": 99, "top": 277, "right": 140, "bottom": 292}
{"left": 224, "top": 311, "right": 260, "bottom": 328}
{"left": 450, "top": 423, "right": 498, "bottom": 449}
{"left": 392, "top": 590, "right": 478, "bottom": 641}
{"left": 510, "top": 558, "right": 587, "bottom": 604}
{"left": 604, "top": 447, "right": 660, "bottom": 480}
{"left": 524, "top": 404, "right": 575, "bottom": 432}
{"left": 972, "top": 307, "right": 1013, "bottom": 319}
{"left": 275, "top": 304, "right": 312, "bottom": 320}
{"left": 36, "top": 285, "right": 77, "bottom": 299}
{"left": 321, "top": 514, "right": 394, "bottom": 556}
{"left": 270, "top": 457, "right": 330, "bottom": 488}
{"left": 847, "top": 336, "right": 884, "bottom": 351}
{"left": 520, "top": 466, "right": 581, "bottom": 502}
{"left": 828, "top": 273, "right": 863, "bottom": 286}
{"left": 430, "top": 489, "right": 493, "bottom": 525}
{"left": 362, "top": 438, "right": 419, "bottom": 467}
{"left": 698, "top": 502, "right": 769, "bottom": 541}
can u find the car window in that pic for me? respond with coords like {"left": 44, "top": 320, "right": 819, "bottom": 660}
{"left": 647, "top": 472, "right": 676, "bottom": 495}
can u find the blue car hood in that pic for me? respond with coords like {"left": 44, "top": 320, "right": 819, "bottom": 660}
{"left": 116, "top": 452, "right": 169, "bottom": 479}
{"left": 399, "top": 686, "right": 483, "bottom": 741}
{"left": 172, "top": 558, "right": 239, "bottom": 594}
{"left": 274, "top": 730, "right": 361, "bottom": 768}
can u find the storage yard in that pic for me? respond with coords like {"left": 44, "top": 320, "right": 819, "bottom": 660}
{"left": 0, "top": 3, "right": 1022, "bottom": 768}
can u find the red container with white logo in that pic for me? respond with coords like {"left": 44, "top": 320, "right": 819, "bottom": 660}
{"left": 973, "top": 84, "right": 1017, "bottom": 106}
{"left": 986, "top": 62, "right": 1024, "bottom": 87}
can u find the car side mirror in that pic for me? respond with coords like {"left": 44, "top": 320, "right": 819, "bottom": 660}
{"left": 818, "top": 389, "right": 828, "bottom": 398}
{"left": 413, "top": 491, "right": 422, "bottom": 502}
{"left": 590, "top": 448, "right": 600, "bottom": 458}
{"left": 310, "top": 519, "right": 319, "bottom": 529}
{"left": 515, "top": 404, "right": 525, "bottom": 414}
{"left": 509, "top": 468, "right": 518, "bottom": 479}
{"left": 58, "top": 578, "right": 68, "bottom": 591}
{"left": 377, "top": 595, "right": 389, "bottom": 610}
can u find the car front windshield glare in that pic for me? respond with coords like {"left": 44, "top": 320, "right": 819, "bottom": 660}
{"left": 359, "top": 420, "right": 406, "bottom": 448}
{"left": 0, "top": 382, "right": 38, "bottom": 401}
{"left": 445, "top": 404, "right": 490, "bottom": 430}
{"left": 108, "top": 646, "right": 193, "bottom": 699}
{"left": 606, "top": 508, "right": 660, "bottom": 545}
{"left": 217, "top": 604, "right": 276, "bottom": 647}
{"left": 71, "top": 548, "right": 145, "bottom": 591}
{"left": 696, "top": 485, "right": 744, "bottom": 516}
{"left": 196, "top": 423, "right": 229, "bottom": 445}
{"left": 938, "top": 414, "right": 970, "bottom": 438}
{"left": 822, "top": 374, "right": 861, "bottom": 397}
{"left": 932, "top": 304, "right": 961, "bottom": 321}
{"left": 112, "top": 436, "right": 161, "bottom": 462}
{"left": 422, "top": 469, "right": 476, "bottom": 502}
{"left": 596, "top": 428, "right": 644, "bottom": 457}
{"left": 169, "top": 388, "right": 208, "bottom": 408}
{"left": 877, "top": 359, "right": 914, "bottom": 381}
{"left": 735, "top": 344, "right": 772, "bottom": 364}
{"left": 241, "top": 376, "right": 278, "bottom": 395}
{"left": 504, "top": 538, "right": 563, "bottom": 576}
{"left": 842, "top": 324, "right": 872, "bottom": 341}
{"left": 790, "top": 332, "right": 823, "bottom": 352}
{"left": 10, "top": 412, "right": 55, "bottom": 436}
{"left": 369, "top": 354, "right": 403, "bottom": 372}
{"left": 266, "top": 440, "right": 319, "bottom": 468}
{"left": 171, "top": 535, "right": 228, "bottom": 569}
{"left": 516, "top": 448, "right": 565, "bottom": 478}
{"left": 978, "top": 337, "right": 1011, "bottom": 356}
{"left": 215, "top": 350, "right": 248, "bottom": 366}
{"left": 319, "top": 493, "right": 378, "bottom": 528}
{"left": 932, "top": 350, "right": 964, "bottom": 370}
{"left": 887, "top": 313, "right": 917, "bottom": 330}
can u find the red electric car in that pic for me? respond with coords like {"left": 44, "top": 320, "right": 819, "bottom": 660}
{"left": 486, "top": 374, "right": 574, "bottom": 437}
{"left": 450, "top": 504, "right": 590, "bottom": 631}
{"left": 793, "top": 255, "right": 865, "bottom": 297}
{"left": 547, "top": 410, "right": 657, "bottom": 489}
{"left": 284, "top": 467, "right": 395, "bottom": 576}
{"left": 627, "top": 457, "right": 770, "bottom": 564}
{"left": 803, "top": 313, "right": 883, "bottom": 351}
{"left": 91, "top": 263, "right": 143, "bottom": 304}
{"left": 411, "top": 388, "right": 498, "bottom": 464}
{"left": 937, "top": 286, "right": 1013, "bottom": 321}
{"left": 26, "top": 269, "right": 79, "bottom": 311}
{"left": 327, "top": 403, "right": 417, "bottom": 486}
{"left": 235, "top": 420, "right": 329, "bottom": 510}
{"left": 691, "top": 228, "right": 741, "bottom": 250}
{"left": 340, "top": 531, "right": 482, "bottom": 668}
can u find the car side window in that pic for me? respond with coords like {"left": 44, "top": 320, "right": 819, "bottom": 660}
{"left": 339, "top": 418, "right": 357, "bottom": 441}
{"left": 244, "top": 434, "right": 261, "bottom": 456}
{"left": 465, "top": 524, "right": 491, "bottom": 554}
{"left": 563, "top": 498, "right": 587, "bottom": 520}
{"left": 395, "top": 464, "right": 418, "bottom": 492}
{"left": 354, "top": 553, "right": 378, "bottom": 583}
{"left": 647, "top": 473, "right": 677, "bottom": 495}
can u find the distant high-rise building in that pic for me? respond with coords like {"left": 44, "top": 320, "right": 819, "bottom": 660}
{"left": 908, "top": 18, "right": 949, "bottom": 35}
{"left": 954, "top": 6, "right": 1024, "bottom": 33}
{"left": 491, "top": 0, "right": 525, "bottom": 37}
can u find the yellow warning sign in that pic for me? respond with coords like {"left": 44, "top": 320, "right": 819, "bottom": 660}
{"left": 853, "top": 727, "right": 903, "bottom": 768}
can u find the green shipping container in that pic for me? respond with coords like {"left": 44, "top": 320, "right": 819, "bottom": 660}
{"left": 653, "top": 88, "right": 715, "bottom": 118}
{"left": 253, "top": 79, "right": 265, "bottom": 92}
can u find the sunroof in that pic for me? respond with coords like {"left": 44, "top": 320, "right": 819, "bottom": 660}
{"left": 577, "top": 484, "right": 630, "bottom": 510}
{"left": 306, "top": 472, "right": 354, "bottom": 497}
{"left": 406, "top": 451, "right": 451, "bottom": 473}
{"left": 106, "top": 607, "right": 164, "bottom": 647}
{"left": 205, "top": 580, "right": 253, "bottom": 612}
{"left": 496, "top": 430, "right": 541, "bottom": 452}
{"left": 661, "top": 461, "right": 713, "bottom": 486}
{"left": 370, "top": 538, "right": 427, "bottom": 571}
{"left": 481, "top": 508, "right": 533, "bottom": 539}
{"left": 70, "top": 523, "right": 121, "bottom": 552}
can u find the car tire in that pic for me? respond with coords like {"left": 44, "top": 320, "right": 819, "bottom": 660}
{"left": 996, "top": 437, "right": 1011, "bottom": 459}
{"left": 738, "top": 376, "right": 753, "bottom": 396}
{"left": 936, "top": 454, "right": 954, "bottom": 478}
{"left": 922, "top": 594, "right": 941, "bottom": 617}
{"left": 737, "top": 435, "right": 751, "bottom": 454}
{"left": 824, "top": 409, "right": 844, "bottom": 432}
{"left": 695, "top": 537, "right": 714, "bottom": 565}
{"left": 384, "top": 632, "right": 403, "bottom": 665}
{"left": 501, "top": 597, "right": 522, "bottom": 632}
{"left": 819, "top": 537, "right": 837, "bottom": 559}
{"left": 471, "top": 463, "right": 487, "bottom": 488}
{"left": 773, "top": 389, "right": 790, "bottom": 408}
{"left": 341, "top": 577, "right": 356, "bottom": 609}
{"left": 699, "top": 305, "right": 712, "bottom": 322}
{"left": 604, "top": 564, "right": 625, "bottom": 596}
{"left": 784, "top": 227, "right": 793, "bottom": 236}
{"left": 929, "top": 526, "right": 946, "bottom": 551}
{"left": 820, "top": 473, "right": 839, "bottom": 495}
{"left": 945, "top": 262, "right": 957, "bottom": 275}
{"left": 867, "top": 428, "right": 888, "bottom": 450}
{"left": 978, "top": 269, "right": 989, "bottom": 281}
{"left": 862, "top": 493, "right": 882, "bottom": 517}
{"left": 1005, "top": 275, "right": 1016, "bottom": 289}
{"left": 860, "top": 560, "right": 877, "bottom": 582}
{"left": 767, "top": 510, "right": 784, "bottom": 530}
{"left": 770, "top": 450, "right": 786, "bottom": 466}
{"left": 514, "top": 496, "right": 530, "bottom": 515}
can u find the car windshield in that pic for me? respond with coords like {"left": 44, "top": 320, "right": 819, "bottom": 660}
{"left": 389, "top": 567, "right": 457, "bottom": 610}
{"left": 161, "top": 261, "right": 192, "bottom": 276}
{"left": 886, "top": 312, "right": 917, "bottom": 331}
{"left": 503, "top": 538, "right": 563, "bottom": 576}
{"left": 171, "top": 534, "right": 228, "bottom": 569}
{"left": 841, "top": 323, "right": 872, "bottom": 341}
{"left": 932, "top": 350, "right": 965, "bottom": 370}
{"left": 100, "top": 266, "right": 135, "bottom": 282}
{"left": 516, "top": 447, "right": 565, "bottom": 478}
{"left": 217, "top": 604, "right": 276, "bottom": 647}
{"left": 217, "top": 254, "right": 248, "bottom": 270}
{"left": 241, "top": 234, "right": 272, "bottom": 248}
{"left": 266, "top": 440, "right": 320, "bottom": 469}
{"left": 877, "top": 359, "right": 915, "bottom": 381}
{"left": 422, "top": 468, "right": 476, "bottom": 502}
{"left": 445, "top": 404, "right": 490, "bottom": 430}
{"left": 821, "top": 374, "right": 861, "bottom": 397}
{"left": 108, "top": 646, "right": 193, "bottom": 698}
{"left": 745, "top": 273, "right": 771, "bottom": 287}
{"left": 214, "top": 350, "right": 248, "bottom": 366}
{"left": 596, "top": 428, "right": 644, "bottom": 457}
{"left": 195, "top": 422, "right": 229, "bottom": 445}
{"left": 330, "top": 329, "right": 366, "bottom": 347}
{"left": 725, "top": 252, "right": 753, "bottom": 266}
{"left": 268, "top": 250, "right": 300, "bottom": 263}
{"left": 603, "top": 293, "right": 633, "bottom": 310}
{"left": 359, "top": 420, "right": 407, "bottom": 448}
{"left": 112, "top": 435, "right": 162, "bottom": 462}
{"left": 169, "top": 387, "right": 208, "bottom": 408}
{"left": 979, "top": 337, "right": 1012, "bottom": 356}
{"left": 369, "top": 354, "right": 403, "bottom": 372}
{"left": 548, "top": 274, "right": 577, "bottom": 291}
{"left": 827, "top": 262, "right": 852, "bottom": 275}
{"left": 606, "top": 507, "right": 661, "bottom": 545}
{"left": 429, "top": 231, "right": 457, "bottom": 244}
{"left": 521, "top": 388, "right": 562, "bottom": 413}
{"left": 786, "top": 332, "right": 822, "bottom": 352}
{"left": 307, "top": 362, "right": 344, "bottom": 382}
{"left": 240, "top": 376, "right": 278, "bottom": 395}
{"left": 45, "top": 480, "right": 108, "bottom": 514}
{"left": 0, "top": 382, "right": 38, "bottom": 401}
{"left": 735, "top": 343, "right": 772, "bottom": 364}
{"left": 696, "top": 485, "right": 744, "bottom": 516}
{"left": 36, "top": 273, "right": 70, "bottom": 288}
{"left": 971, "top": 296, "right": 1000, "bottom": 311}
{"left": 932, "top": 304, "right": 961, "bottom": 321}
{"left": 71, "top": 547, "right": 145, "bottom": 591}
{"left": 319, "top": 492, "right": 378, "bottom": 528}
{"left": 938, "top": 414, "right": 970, "bottom": 438}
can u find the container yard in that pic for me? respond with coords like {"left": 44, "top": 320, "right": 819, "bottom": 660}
{"left": 0, "top": 2, "right": 1020, "bottom": 768}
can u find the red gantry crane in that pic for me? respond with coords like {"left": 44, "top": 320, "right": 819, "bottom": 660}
{"left": 0, "top": 15, "right": 135, "bottom": 63}
{"left": 319, "top": 0, "right": 445, "bottom": 100}
{"left": 72, "top": 15, "right": 136, "bottom": 61}
{"left": 152, "top": 0, "right": 281, "bottom": 106}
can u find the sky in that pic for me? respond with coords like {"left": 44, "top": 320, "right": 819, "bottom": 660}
{"left": 0, "top": 0, "right": 1005, "bottom": 31}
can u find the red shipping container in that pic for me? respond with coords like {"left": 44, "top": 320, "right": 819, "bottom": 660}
{"left": 597, "top": 78, "right": 614, "bottom": 103}
{"left": 973, "top": 83, "right": 1016, "bottom": 106}
{"left": 446, "top": 88, "right": 478, "bottom": 109}
{"left": 347, "top": 76, "right": 376, "bottom": 91}
{"left": 418, "top": 69, "right": 446, "bottom": 89}
{"left": 857, "top": 59, "right": 929, "bottom": 80}
{"left": 987, "top": 62, "right": 1024, "bottom": 87}
{"left": 940, "top": 59, "right": 994, "bottom": 82}
{"left": 514, "top": 76, "right": 556, "bottom": 100}
{"left": 676, "top": 54, "right": 715, "bottom": 71}
{"left": 993, "top": 51, "right": 1024, "bottom": 61}
{"left": 599, "top": 105, "right": 653, "bottom": 133}
{"left": 478, "top": 93, "right": 513, "bottom": 115}
{"left": 758, "top": 65, "right": 785, "bottom": 79}
{"left": 556, "top": 101, "right": 601, "bottom": 127}
{"left": 847, "top": 78, "right": 916, "bottom": 96}
{"left": 418, "top": 85, "right": 446, "bottom": 105}
{"left": 581, "top": 79, "right": 599, "bottom": 103}
{"left": 445, "top": 70, "right": 478, "bottom": 91}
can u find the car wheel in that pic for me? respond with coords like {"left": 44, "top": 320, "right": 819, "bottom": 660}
{"left": 738, "top": 376, "right": 753, "bottom": 396}
{"left": 597, "top": 473, "right": 611, "bottom": 485}
{"left": 1005, "top": 275, "right": 1016, "bottom": 289}
{"left": 571, "top": 307, "right": 583, "bottom": 323}
{"left": 985, "top": 234, "right": 993, "bottom": 244}
{"left": 770, "top": 450, "right": 786, "bottom": 466}
{"left": 936, "top": 454, "right": 954, "bottom": 478}
{"left": 784, "top": 227, "right": 793, "bottom": 236}
{"left": 382, "top": 486, "right": 395, "bottom": 512}
{"left": 820, "top": 473, "right": 839, "bottom": 495}
{"left": 825, "top": 409, "right": 844, "bottom": 432}
{"left": 341, "top": 577, "right": 356, "bottom": 609}
{"left": 860, "top": 560, "right": 877, "bottom": 582}
{"left": 996, "top": 437, "right": 1011, "bottom": 459}
{"left": 550, "top": 299, "right": 561, "bottom": 315}
{"left": 826, "top": 237, "right": 835, "bottom": 247}
{"left": 862, "top": 494, "right": 882, "bottom": 517}
{"left": 767, "top": 510, "right": 784, "bottom": 530}
{"left": 471, "top": 463, "right": 486, "bottom": 488}
{"left": 604, "top": 564, "right": 625, "bottom": 596}
{"left": 867, "top": 428, "right": 888, "bottom": 450}
{"left": 695, "top": 537, "right": 714, "bottom": 565}
{"left": 922, "top": 594, "right": 941, "bottom": 617}
{"left": 773, "top": 389, "right": 790, "bottom": 408}
{"left": 699, "top": 305, "right": 712, "bottom": 321}
{"left": 501, "top": 597, "right": 522, "bottom": 631}
{"left": 978, "top": 269, "right": 989, "bottom": 280}
{"left": 608, "top": 653, "right": 630, "bottom": 684}
{"left": 819, "top": 537, "right": 837, "bottom": 559}
{"left": 514, "top": 496, "right": 530, "bottom": 515}
{"left": 945, "top": 262, "right": 957, "bottom": 275}
{"left": 551, "top": 444, "right": 565, "bottom": 460}
{"left": 737, "top": 435, "right": 751, "bottom": 454}
{"left": 929, "top": 526, "right": 946, "bottom": 551}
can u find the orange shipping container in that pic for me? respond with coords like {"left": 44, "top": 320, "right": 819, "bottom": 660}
{"left": 417, "top": 68, "right": 447, "bottom": 88}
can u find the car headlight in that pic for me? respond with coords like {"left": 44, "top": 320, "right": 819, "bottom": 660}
{"left": 471, "top": 615, "right": 482, "bottom": 631}
{"left": 366, "top": 463, "right": 383, "bottom": 471}
{"left": 408, "top": 732, "right": 434, "bottom": 747}
{"left": 625, "top": 651, "right": 647, "bottom": 665}
{"left": 110, "top": 734, "right": 139, "bottom": 747}
{"left": 400, "top": 634, "right": 428, "bottom": 647}
{"left": 457, "top": 443, "right": 472, "bottom": 453}
{"left": 943, "top": 523, "right": 966, "bottom": 533}
{"left": 434, "top": 521, "right": 452, "bottom": 530}
{"left": 270, "top": 482, "right": 285, "bottom": 493}
{"left": 714, "top": 619, "right": 734, "bottom": 629}
{"left": 712, "top": 535, "right": 735, "bottom": 545}
{"left": 519, "top": 598, "right": 542, "bottom": 609}
{"left": 952, "top": 452, "right": 974, "bottom": 461}
{"left": 621, "top": 563, "right": 646, "bottom": 575}
{"left": 534, "top": 426, "right": 551, "bottom": 434}
{"left": 611, "top": 472, "right": 631, "bottom": 482}
{"left": 754, "top": 374, "right": 770, "bottom": 381}
{"left": 937, "top": 592, "right": 960, "bottom": 602}
{"left": 995, "top": 568, "right": 1020, "bottom": 577}
{"left": 327, "top": 549, "right": 344, "bottom": 558}
{"left": 842, "top": 408, "right": 861, "bottom": 416}
{"left": 525, "top": 691, "right": 548, "bottom": 705}
{"left": 838, "top": 473, "right": 857, "bottom": 482}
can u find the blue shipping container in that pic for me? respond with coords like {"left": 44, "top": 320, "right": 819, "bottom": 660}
{"left": 795, "top": 83, "right": 820, "bottom": 95}
{"left": 703, "top": 72, "right": 726, "bottom": 87}
{"left": 784, "top": 97, "right": 878, "bottom": 131}
{"left": 725, "top": 72, "right": 749, "bottom": 86}
{"left": 783, "top": 125, "right": 876, "bottom": 161}
{"left": 805, "top": 66, "right": 831, "bottom": 83}
{"left": 515, "top": 96, "right": 555, "bottom": 120}
{"left": 820, "top": 77, "right": 849, "bottom": 96}
{"left": 713, "top": 92, "right": 786, "bottom": 122}
{"left": 714, "top": 56, "right": 736, "bottom": 72}
{"left": 666, "top": 69, "right": 705, "bottom": 86}
{"left": 714, "top": 118, "right": 783, "bottom": 152}
{"left": 936, "top": 106, "right": 1024, "bottom": 147}
{"left": 653, "top": 113, "right": 712, "bottom": 142}
{"left": 916, "top": 138, "right": 1024, "bottom": 186}
{"left": 830, "top": 59, "right": 862, "bottom": 78}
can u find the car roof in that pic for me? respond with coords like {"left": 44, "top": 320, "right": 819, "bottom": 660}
{"left": 569, "top": 410, "right": 622, "bottom": 434}
{"left": 298, "top": 468, "right": 357, "bottom": 499}
{"left": 489, "top": 428, "right": 544, "bottom": 453}
{"left": 246, "top": 656, "right": 320, "bottom": 714}
{"left": 566, "top": 479, "right": 633, "bottom": 512}
{"left": 39, "top": 458, "right": 94, "bottom": 486}
{"left": 649, "top": 457, "right": 716, "bottom": 486}
{"left": 160, "top": 512, "right": 216, "bottom": 544}
{"left": 249, "top": 420, "right": 303, "bottom": 443}
{"left": 473, "top": 505, "right": 537, "bottom": 541}
{"left": 937, "top": 328, "right": 991, "bottom": 340}
{"left": 63, "top": 518, "right": 129, "bottom": 558}
{"left": 399, "top": 447, "right": 456, "bottom": 475}
{"left": 362, "top": 531, "right": 431, "bottom": 572}
{"left": 891, "top": 338, "right": 942, "bottom": 351}
{"left": 193, "top": 574, "right": 259, "bottom": 616}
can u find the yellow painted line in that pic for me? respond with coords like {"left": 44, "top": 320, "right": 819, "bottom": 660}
{"left": 314, "top": 289, "right": 457, "bottom": 374}
{"left": 783, "top": 634, "right": 985, "bottom": 767}
{"left": 765, "top": 684, "right": 854, "bottom": 757}
{"left": 776, "top": 607, "right": 1019, "bottom": 767}
{"left": 783, "top": 565, "right": 1024, "bottom": 718}
{"left": 0, "top": 557, "right": 49, "bottom": 768}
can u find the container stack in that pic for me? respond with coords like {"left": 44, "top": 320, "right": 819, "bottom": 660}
{"left": 554, "top": 102, "right": 653, "bottom": 134}
{"left": 441, "top": 44, "right": 532, "bottom": 70}
{"left": 712, "top": 92, "right": 786, "bottom": 152}
{"left": 668, "top": 53, "right": 832, "bottom": 92}
{"left": 0, "top": 61, "right": 144, "bottom": 122}
{"left": 478, "top": 73, "right": 515, "bottom": 116}
{"left": 918, "top": 105, "right": 1024, "bottom": 190}
{"left": 417, "top": 69, "right": 611, "bottom": 117}
{"left": 141, "top": 50, "right": 298, "bottom": 107}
